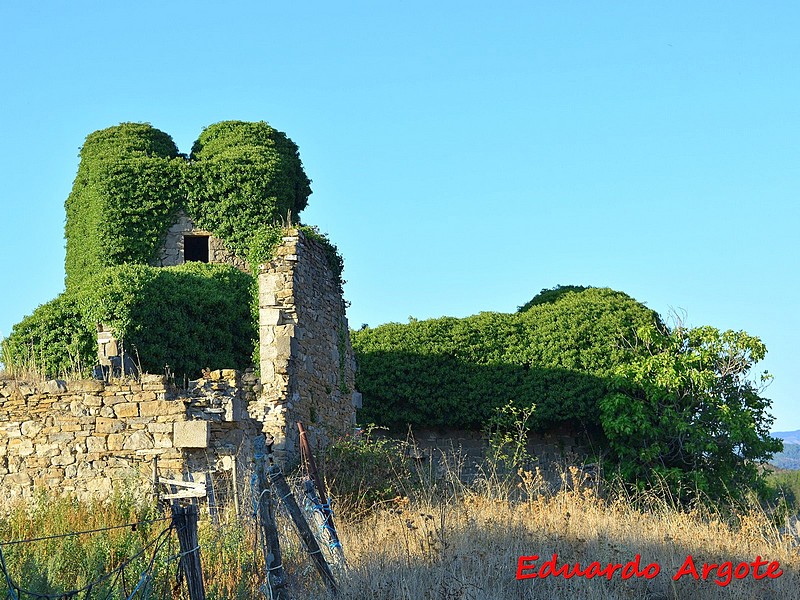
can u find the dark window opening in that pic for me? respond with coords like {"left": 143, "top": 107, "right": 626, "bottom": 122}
{"left": 184, "top": 235, "right": 210, "bottom": 263}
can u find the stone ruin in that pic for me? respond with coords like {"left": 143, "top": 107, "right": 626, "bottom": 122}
{"left": 152, "top": 211, "right": 249, "bottom": 272}
{"left": 0, "top": 228, "right": 360, "bottom": 504}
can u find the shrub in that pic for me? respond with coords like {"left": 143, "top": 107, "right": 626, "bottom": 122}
{"left": 320, "top": 426, "right": 415, "bottom": 515}
{"left": 352, "top": 288, "right": 660, "bottom": 430}
{"left": 517, "top": 284, "right": 590, "bottom": 311}
{"left": 4, "top": 263, "right": 256, "bottom": 379}
{"left": 1, "top": 293, "right": 95, "bottom": 379}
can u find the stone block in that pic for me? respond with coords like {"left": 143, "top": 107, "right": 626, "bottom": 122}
{"left": 173, "top": 420, "right": 210, "bottom": 449}
{"left": 107, "top": 434, "right": 124, "bottom": 451}
{"left": 259, "top": 272, "right": 282, "bottom": 293}
{"left": 224, "top": 398, "right": 243, "bottom": 422}
{"left": 83, "top": 394, "right": 103, "bottom": 407}
{"left": 43, "top": 380, "right": 68, "bottom": 394}
{"left": 4, "top": 472, "right": 32, "bottom": 487}
{"left": 51, "top": 452, "right": 75, "bottom": 466}
{"left": 86, "top": 478, "right": 112, "bottom": 496}
{"left": 47, "top": 432, "right": 76, "bottom": 444}
{"left": 86, "top": 436, "right": 106, "bottom": 453}
{"left": 17, "top": 384, "right": 35, "bottom": 396}
{"left": 101, "top": 394, "right": 127, "bottom": 405}
{"left": 17, "top": 439, "right": 34, "bottom": 457}
{"left": 147, "top": 423, "right": 173, "bottom": 434}
{"left": 69, "top": 400, "right": 90, "bottom": 417}
{"left": 153, "top": 434, "right": 173, "bottom": 449}
{"left": 114, "top": 402, "right": 139, "bottom": 418}
{"left": 140, "top": 400, "right": 185, "bottom": 417}
{"left": 96, "top": 417, "right": 124, "bottom": 434}
{"left": 260, "top": 308, "right": 282, "bottom": 326}
{"left": 123, "top": 431, "right": 154, "bottom": 451}
{"left": 20, "top": 420, "right": 43, "bottom": 438}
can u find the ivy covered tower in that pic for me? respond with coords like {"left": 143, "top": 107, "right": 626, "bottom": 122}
{"left": 64, "top": 121, "right": 312, "bottom": 288}
{"left": 7, "top": 121, "right": 320, "bottom": 379}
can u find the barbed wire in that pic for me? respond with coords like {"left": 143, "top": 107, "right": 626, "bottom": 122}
{"left": 0, "top": 522, "right": 175, "bottom": 600}
{"left": 0, "top": 517, "right": 172, "bottom": 548}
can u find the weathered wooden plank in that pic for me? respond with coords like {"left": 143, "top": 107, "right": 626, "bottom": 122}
{"left": 162, "top": 490, "right": 206, "bottom": 500}
{"left": 159, "top": 477, "right": 205, "bottom": 490}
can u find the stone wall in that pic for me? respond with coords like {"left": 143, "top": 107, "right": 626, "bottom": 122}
{"left": 153, "top": 211, "right": 248, "bottom": 272}
{"left": 252, "top": 229, "right": 359, "bottom": 464}
{"left": 395, "top": 426, "right": 588, "bottom": 484}
{"left": 0, "top": 371, "right": 262, "bottom": 505}
{"left": 0, "top": 228, "right": 360, "bottom": 503}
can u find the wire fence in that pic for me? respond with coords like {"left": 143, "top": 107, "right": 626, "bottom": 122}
{"left": 0, "top": 431, "right": 346, "bottom": 600}
{"left": 0, "top": 511, "right": 198, "bottom": 600}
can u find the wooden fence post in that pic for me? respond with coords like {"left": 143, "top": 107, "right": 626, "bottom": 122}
{"left": 269, "top": 465, "right": 338, "bottom": 595}
{"left": 172, "top": 503, "right": 206, "bottom": 600}
{"left": 256, "top": 453, "right": 288, "bottom": 599}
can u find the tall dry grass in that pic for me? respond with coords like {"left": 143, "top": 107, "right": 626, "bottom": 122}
{"left": 1, "top": 466, "right": 798, "bottom": 599}
{"left": 297, "top": 466, "right": 799, "bottom": 599}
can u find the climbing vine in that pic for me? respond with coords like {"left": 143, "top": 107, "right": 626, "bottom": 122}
{"left": 351, "top": 288, "right": 660, "bottom": 430}
{"left": 186, "top": 121, "right": 312, "bottom": 261}
{"left": 12, "top": 119, "right": 336, "bottom": 379}
{"left": 5, "top": 263, "right": 255, "bottom": 379}
{"left": 64, "top": 123, "right": 185, "bottom": 288}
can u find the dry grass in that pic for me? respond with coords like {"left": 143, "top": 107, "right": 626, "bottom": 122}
{"left": 290, "top": 467, "right": 800, "bottom": 600}
{"left": 1, "top": 469, "right": 798, "bottom": 599}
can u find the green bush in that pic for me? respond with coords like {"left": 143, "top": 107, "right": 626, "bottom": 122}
{"left": 352, "top": 288, "right": 660, "bottom": 430}
{"left": 2, "top": 293, "right": 95, "bottom": 378}
{"left": 517, "top": 284, "right": 590, "bottom": 311}
{"left": 4, "top": 263, "right": 255, "bottom": 379}
{"left": 320, "top": 426, "right": 415, "bottom": 515}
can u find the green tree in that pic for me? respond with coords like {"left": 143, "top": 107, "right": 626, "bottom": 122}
{"left": 600, "top": 323, "right": 782, "bottom": 503}
{"left": 517, "top": 284, "right": 590, "bottom": 312}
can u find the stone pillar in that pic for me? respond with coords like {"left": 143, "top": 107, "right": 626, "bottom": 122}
{"left": 252, "top": 229, "right": 357, "bottom": 464}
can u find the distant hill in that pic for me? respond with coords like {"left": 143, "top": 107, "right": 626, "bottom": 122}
{"left": 773, "top": 430, "right": 800, "bottom": 444}
{"left": 770, "top": 430, "right": 800, "bottom": 469}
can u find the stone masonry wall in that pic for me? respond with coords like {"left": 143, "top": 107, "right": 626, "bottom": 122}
{"left": 1, "top": 229, "right": 359, "bottom": 503}
{"left": 396, "top": 426, "right": 587, "bottom": 485}
{"left": 0, "top": 371, "right": 262, "bottom": 506}
{"left": 252, "top": 229, "right": 359, "bottom": 464}
{"left": 153, "top": 211, "right": 249, "bottom": 272}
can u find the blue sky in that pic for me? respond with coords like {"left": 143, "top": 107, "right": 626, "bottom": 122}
{"left": 1, "top": 2, "right": 798, "bottom": 430}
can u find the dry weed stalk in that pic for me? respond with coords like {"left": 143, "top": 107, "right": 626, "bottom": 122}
{"left": 298, "top": 465, "right": 799, "bottom": 600}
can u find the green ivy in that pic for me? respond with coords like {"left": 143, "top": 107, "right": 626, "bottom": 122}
{"left": 64, "top": 120, "right": 314, "bottom": 290}
{"left": 64, "top": 123, "right": 185, "bottom": 289}
{"left": 351, "top": 288, "right": 660, "bottom": 430}
{"left": 517, "top": 284, "right": 591, "bottom": 312}
{"left": 186, "top": 121, "right": 312, "bottom": 260}
{"left": 5, "top": 264, "right": 255, "bottom": 379}
{"left": 1, "top": 294, "right": 95, "bottom": 379}
{"left": 43, "top": 120, "right": 322, "bottom": 376}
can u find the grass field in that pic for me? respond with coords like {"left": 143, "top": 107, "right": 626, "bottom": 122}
{"left": 1, "top": 462, "right": 798, "bottom": 600}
